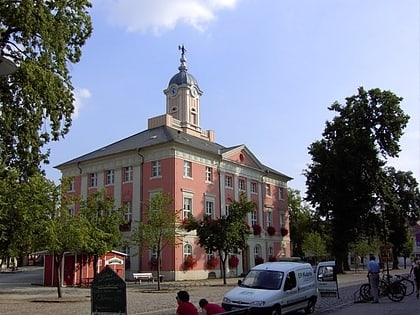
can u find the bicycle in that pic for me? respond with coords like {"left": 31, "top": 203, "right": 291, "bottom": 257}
{"left": 394, "top": 274, "right": 415, "bottom": 296}
{"left": 359, "top": 276, "right": 406, "bottom": 302}
{"left": 380, "top": 271, "right": 414, "bottom": 297}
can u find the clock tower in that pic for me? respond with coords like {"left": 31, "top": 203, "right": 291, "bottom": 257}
{"left": 148, "top": 46, "right": 214, "bottom": 142}
{"left": 164, "top": 45, "right": 203, "bottom": 131}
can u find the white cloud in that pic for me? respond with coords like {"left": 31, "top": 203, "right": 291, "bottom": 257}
{"left": 99, "top": 0, "right": 238, "bottom": 34}
{"left": 73, "top": 88, "right": 91, "bottom": 118}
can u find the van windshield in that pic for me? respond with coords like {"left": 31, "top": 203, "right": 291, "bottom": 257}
{"left": 240, "top": 270, "right": 284, "bottom": 290}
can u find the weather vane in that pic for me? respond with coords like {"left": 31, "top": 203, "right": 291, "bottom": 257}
{"left": 178, "top": 44, "right": 186, "bottom": 57}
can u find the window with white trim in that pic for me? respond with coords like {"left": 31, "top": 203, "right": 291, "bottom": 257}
{"left": 225, "top": 204, "right": 230, "bottom": 216}
{"left": 68, "top": 179, "right": 75, "bottom": 192}
{"left": 265, "top": 184, "right": 271, "bottom": 197}
{"left": 251, "top": 210, "right": 257, "bottom": 225}
{"left": 269, "top": 247, "right": 274, "bottom": 257}
{"left": 225, "top": 175, "right": 233, "bottom": 188}
{"left": 205, "top": 166, "right": 213, "bottom": 182}
{"left": 254, "top": 245, "right": 261, "bottom": 258}
{"left": 183, "top": 243, "right": 193, "bottom": 259}
{"left": 280, "top": 213, "right": 286, "bottom": 227}
{"left": 89, "top": 173, "right": 98, "bottom": 187}
{"left": 106, "top": 170, "right": 115, "bottom": 185}
{"left": 251, "top": 182, "right": 257, "bottom": 193}
{"left": 184, "top": 161, "right": 192, "bottom": 177}
{"left": 124, "top": 166, "right": 133, "bottom": 182}
{"left": 151, "top": 160, "right": 161, "bottom": 177}
{"left": 266, "top": 211, "right": 273, "bottom": 227}
{"left": 239, "top": 179, "right": 246, "bottom": 191}
{"left": 279, "top": 187, "right": 284, "bottom": 200}
{"left": 183, "top": 196, "right": 193, "bottom": 219}
{"left": 123, "top": 201, "right": 132, "bottom": 223}
{"left": 205, "top": 200, "right": 214, "bottom": 217}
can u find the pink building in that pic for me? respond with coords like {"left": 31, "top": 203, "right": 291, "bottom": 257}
{"left": 56, "top": 49, "right": 292, "bottom": 281}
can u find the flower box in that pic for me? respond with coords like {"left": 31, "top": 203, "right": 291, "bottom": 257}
{"left": 183, "top": 255, "right": 197, "bottom": 270}
{"left": 228, "top": 255, "right": 239, "bottom": 268}
{"left": 255, "top": 256, "right": 264, "bottom": 265}
{"left": 252, "top": 224, "right": 261, "bottom": 236}
{"left": 267, "top": 226, "right": 276, "bottom": 236}
{"left": 280, "top": 227, "right": 289, "bottom": 237}
{"left": 206, "top": 257, "right": 219, "bottom": 269}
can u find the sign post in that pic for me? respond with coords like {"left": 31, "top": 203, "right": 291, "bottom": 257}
{"left": 91, "top": 265, "right": 127, "bottom": 315}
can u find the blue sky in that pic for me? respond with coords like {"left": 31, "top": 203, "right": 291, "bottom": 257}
{"left": 45, "top": 0, "right": 420, "bottom": 194}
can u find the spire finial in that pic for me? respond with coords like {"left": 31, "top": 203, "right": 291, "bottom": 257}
{"left": 177, "top": 44, "right": 187, "bottom": 72}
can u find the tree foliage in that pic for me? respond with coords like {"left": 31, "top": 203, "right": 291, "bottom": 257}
{"left": 78, "top": 189, "right": 123, "bottom": 278}
{"left": 304, "top": 87, "right": 410, "bottom": 273}
{"left": 131, "top": 192, "right": 183, "bottom": 290}
{"left": 301, "top": 232, "right": 327, "bottom": 263}
{"left": 0, "top": 0, "right": 92, "bottom": 179}
{"left": 184, "top": 193, "right": 254, "bottom": 284}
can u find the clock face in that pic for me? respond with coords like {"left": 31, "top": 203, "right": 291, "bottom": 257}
{"left": 170, "top": 86, "right": 177, "bottom": 96}
{"left": 191, "top": 86, "right": 198, "bottom": 97}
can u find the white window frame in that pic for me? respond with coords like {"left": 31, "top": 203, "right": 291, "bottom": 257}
{"left": 183, "top": 196, "right": 193, "bottom": 219}
{"left": 68, "top": 179, "right": 75, "bottom": 192}
{"left": 239, "top": 179, "right": 246, "bottom": 191}
{"left": 89, "top": 173, "right": 98, "bottom": 187}
{"left": 280, "top": 213, "right": 286, "bottom": 227}
{"left": 183, "top": 243, "right": 193, "bottom": 259}
{"left": 123, "top": 201, "right": 132, "bottom": 223}
{"left": 124, "top": 166, "right": 133, "bottom": 182}
{"left": 151, "top": 160, "right": 161, "bottom": 177}
{"left": 184, "top": 160, "right": 192, "bottom": 178}
{"left": 251, "top": 210, "right": 257, "bottom": 225}
{"left": 254, "top": 245, "right": 261, "bottom": 259}
{"left": 205, "top": 166, "right": 213, "bottom": 182}
{"left": 251, "top": 182, "right": 257, "bottom": 194}
{"left": 205, "top": 200, "right": 214, "bottom": 218}
{"left": 225, "top": 175, "right": 233, "bottom": 188}
{"left": 265, "top": 183, "right": 271, "bottom": 197}
{"left": 106, "top": 170, "right": 115, "bottom": 185}
{"left": 266, "top": 210, "right": 273, "bottom": 228}
{"left": 279, "top": 187, "right": 284, "bottom": 200}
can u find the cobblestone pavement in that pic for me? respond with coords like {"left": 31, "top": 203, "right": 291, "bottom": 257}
{"left": 0, "top": 267, "right": 410, "bottom": 315}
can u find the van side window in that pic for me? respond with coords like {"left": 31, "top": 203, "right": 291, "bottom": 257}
{"left": 284, "top": 271, "right": 297, "bottom": 290}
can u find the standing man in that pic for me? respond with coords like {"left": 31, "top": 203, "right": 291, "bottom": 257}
{"left": 367, "top": 254, "right": 380, "bottom": 303}
{"left": 413, "top": 259, "right": 420, "bottom": 298}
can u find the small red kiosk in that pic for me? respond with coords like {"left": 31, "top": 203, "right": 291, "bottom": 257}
{"left": 43, "top": 250, "right": 126, "bottom": 287}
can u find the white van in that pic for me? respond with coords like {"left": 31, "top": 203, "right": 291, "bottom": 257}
{"left": 222, "top": 262, "right": 318, "bottom": 315}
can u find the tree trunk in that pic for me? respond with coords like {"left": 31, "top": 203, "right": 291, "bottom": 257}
{"left": 54, "top": 253, "right": 63, "bottom": 298}
{"left": 335, "top": 253, "right": 345, "bottom": 274}
{"left": 220, "top": 250, "right": 227, "bottom": 285}
{"left": 93, "top": 254, "right": 99, "bottom": 278}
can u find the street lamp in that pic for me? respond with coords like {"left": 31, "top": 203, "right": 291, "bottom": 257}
{"left": 0, "top": 55, "right": 17, "bottom": 76}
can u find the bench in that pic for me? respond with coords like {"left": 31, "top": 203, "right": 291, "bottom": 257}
{"left": 133, "top": 273, "right": 164, "bottom": 284}
{"left": 133, "top": 272, "right": 154, "bottom": 284}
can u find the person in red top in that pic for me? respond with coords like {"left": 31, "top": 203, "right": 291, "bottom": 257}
{"left": 199, "top": 298, "right": 225, "bottom": 315}
{"left": 176, "top": 290, "right": 199, "bottom": 315}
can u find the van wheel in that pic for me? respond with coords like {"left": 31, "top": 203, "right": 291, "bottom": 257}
{"left": 271, "top": 305, "right": 281, "bottom": 315}
{"left": 304, "top": 298, "right": 316, "bottom": 314}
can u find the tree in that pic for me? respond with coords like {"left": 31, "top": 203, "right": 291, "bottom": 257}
{"left": 32, "top": 177, "right": 84, "bottom": 298}
{"left": 131, "top": 192, "right": 183, "bottom": 290}
{"left": 380, "top": 167, "right": 420, "bottom": 269}
{"left": 0, "top": 1, "right": 92, "bottom": 179}
{"left": 302, "top": 232, "right": 327, "bottom": 264}
{"left": 78, "top": 190, "right": 123, "bottom": 279}
{"left": 304, "top": 87, "right": 409, "bottom": 273}
{"left": 183, "top": 193, "right": 254, "bottom": 284}
{"left": 288, "top": 188, "right": 315, "bottom": 257}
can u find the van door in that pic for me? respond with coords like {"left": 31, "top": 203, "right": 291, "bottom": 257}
{"left": 282, "top": 271, "right": 300, "bottom": 313}
{"left": 316, "top": 262, "right": 338, "bottom": 297}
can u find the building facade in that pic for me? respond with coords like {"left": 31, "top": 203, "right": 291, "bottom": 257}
{"left": 56, "top": 49, "right": 292, "bottom": 281}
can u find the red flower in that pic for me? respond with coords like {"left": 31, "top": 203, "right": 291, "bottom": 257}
{"left": 255, "top": 256, "right": 264, "bottom": 265}
{"left": 183, "top": 255, "right": 197, "bottom": 270}
{"left": 252, "top": 224, "right": 261, "bottom": 236}
{"left": 206, "top": 256, "right": 219, "bottom": 269}
{"left": 267, "top": 226, "right": 276, "bottom": 236}
{"left": 228, "top": 255, "right": 239, "bottom": 268}
{"left": 280, "top": 227, "right": 289, "bottom": 237}
{"left": 268, "top": 256, "right": 276, "bottom": 262}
